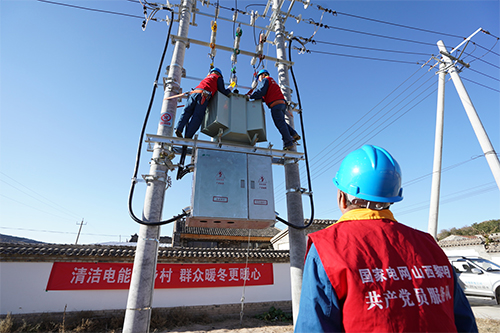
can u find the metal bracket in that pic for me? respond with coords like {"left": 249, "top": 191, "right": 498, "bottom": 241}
{"left": 286, "top": 187, "right": 312, "bottom": 196}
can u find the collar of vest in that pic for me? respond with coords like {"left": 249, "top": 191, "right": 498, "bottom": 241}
{"left": 335, "top": 208, "right": 397, "bottom": 224}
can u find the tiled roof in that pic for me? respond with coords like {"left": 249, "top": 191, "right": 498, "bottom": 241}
{"left": 0, "top": 242, "right": 290, "bottom": 263}
{"left": 309, "top": 219, "right": 336, "bottom": 225}
{"left": 486, "top": 242, "right": 500, "bottom": 253}
{"left": 438, "top": 235, "right": 484, "bottom": 247}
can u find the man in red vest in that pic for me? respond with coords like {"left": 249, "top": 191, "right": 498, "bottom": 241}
{"left": 295, "top": 145, "right": 477, "bottom": 332}
{"left": 175, "top": 67, "right": 232, "bottom": 139}
{"left": 247, "top": 69, "right": 300, "bottom": 150}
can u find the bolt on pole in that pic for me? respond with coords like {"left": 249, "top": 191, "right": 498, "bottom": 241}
{"left": 123, "top": 1, "right": 194, "bottom": 332}
{"left": 272, "top": 0, "right": 306, "bottom": 326}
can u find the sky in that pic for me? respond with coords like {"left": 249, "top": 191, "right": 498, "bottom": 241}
{"left": 1, "top": 0, "right": 498, "bottom": 245}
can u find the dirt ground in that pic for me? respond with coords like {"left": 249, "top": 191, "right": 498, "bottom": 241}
{"left": 159, "top": 317, "right": 293, "bottom": 333}
{"left": 161, "top": 316, "right": 500, "bottom": 333}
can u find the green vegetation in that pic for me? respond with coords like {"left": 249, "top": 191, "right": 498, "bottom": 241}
{"left": 438, "top": 219, "right": 500, "bottom": 243}
{"left": 254, "top": 306, "right": 292, "bottom": 323}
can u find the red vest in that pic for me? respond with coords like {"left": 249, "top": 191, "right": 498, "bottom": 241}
{"left": 196, "top": 73, "right": 220, "bottom": 96}
{"left": 262, "top": 77, "right": 284, "bottom": 106}
{"left": 308, "top": 209, "right": 457, "bottom": 332}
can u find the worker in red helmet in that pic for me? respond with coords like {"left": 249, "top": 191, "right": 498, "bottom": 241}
{"left": 175, "top": 67, "right": 232, "bottom": 139}
{"left": 295, "top": 145, "right": 477, "bottom": 333}
{"left": 247, "top": 69, "right": 300, "bottom": 150}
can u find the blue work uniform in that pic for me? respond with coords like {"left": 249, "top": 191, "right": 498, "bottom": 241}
{"left": 249, "top": 77, "right": 298, "bottom": 148}
{"left": 176, "top": 74, "right": 230, "bottom": 138}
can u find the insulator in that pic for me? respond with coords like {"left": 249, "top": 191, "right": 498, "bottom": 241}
{"left": 235, "top": 26, "right": 242, "bottom": 38}
{"left": 232, "top": 11, "right": 238, "bottom": 22}
{"left": 296, "top": 14, "right": 302, "bottom": 24}
{"left": 304, "top": 0, "right": 310, "bottom": 9}
{"left": 210, "top": 21, "right": 217, "bottom": 45}
{"left": 249, "top": 11, "right": 256, "bottom": 26}
{"left": 250, "top": 57, "right": 257, "bottom": 66}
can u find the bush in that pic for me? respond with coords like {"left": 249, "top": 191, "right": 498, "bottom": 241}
{"left": 254, "top": 306, "right": 292, "bottom": 323}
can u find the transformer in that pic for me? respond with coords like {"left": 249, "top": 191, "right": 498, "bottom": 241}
{"left": 202, "top": 92, "right": 266, "bottom": 145}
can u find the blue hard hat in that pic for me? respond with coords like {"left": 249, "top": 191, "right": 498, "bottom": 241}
{"left": 257, "top": 69, "right": 269, "bottom": 77}
{"left": 333, "top": 145, "right": 403, "bottom": 203}
{"left": 210, "top": 67, "right": 222, "bottom": 76}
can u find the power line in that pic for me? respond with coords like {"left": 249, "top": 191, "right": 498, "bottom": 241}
{"left": 301, "top": 20, "right": 437, "bottom": 47}
{"left": 461, "top": 77, "right": 500, "bottom": 93}
{"left": 0, "top": 172, "right": 82, "bottom": 219}
{"left": 395, "top": 182, "right": 498, "bottom": 216}
{"left": 295, "top": 47, "right": 424, "bottom": 65}
{"left": 468, "top": 68, "right": 500, "bottom": 82}
{"left": 308, "top": 39, "right": 432, "bottom": 56}
{"left": 0, "top": 194, "right": 78, "bottom": 222}
{"left": 334, "top": 11, "right": 465, "bottom": 40}
{"left": 37, "top": 0, "right": 143, "bottom": 19}
{"left": 0, "top": 226, "right": 124, "bottom": 238}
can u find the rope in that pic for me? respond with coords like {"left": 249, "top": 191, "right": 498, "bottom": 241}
{"left": 239, "top": 229, "right": 252, "bottom": 325}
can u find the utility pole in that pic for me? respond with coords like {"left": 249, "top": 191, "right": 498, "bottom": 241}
{"left": 123, "top": 1, "right": 194, "bottom": 332}
{"left": 437, "top": 39, "right": 500, "bottom": 190}
{"left": 75, "top": 218, "right": 86, "bottom": 245}
{"left": 427, "top": 62, "right": 446, "bottom": 239}
{"left": 272, "top": 0, "right": 306, "bottom": 325}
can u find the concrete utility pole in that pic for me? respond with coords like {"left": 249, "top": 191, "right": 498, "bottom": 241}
{"left": 437, "top": 40, "right": 500, "bottom": 191}
{"left": 427, "top": 62, "right": 446, "bottom": 239}
{"left": 272, "top": 0, "right": 306, "bottom": 325}
{"left": 123, "top": 1, "right": 194, "bottom": 332}
{"left": 75, "top": 218, "right": 86, "bottom": 245}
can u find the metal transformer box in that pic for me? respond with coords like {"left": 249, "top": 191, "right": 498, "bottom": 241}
{"left": 202, "top": 92, "right": 266, "bottom": 145}
{"left": 187, "top": 148, "right": 275, "bottom": 229}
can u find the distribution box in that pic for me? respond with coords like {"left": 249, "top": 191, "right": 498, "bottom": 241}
{"left": 187, "top": 148, "right": 275, "bottom": 229}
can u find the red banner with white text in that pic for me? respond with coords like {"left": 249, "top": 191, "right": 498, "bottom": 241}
{"left": 46, "top": 262, "right": 273, "bottom": 290}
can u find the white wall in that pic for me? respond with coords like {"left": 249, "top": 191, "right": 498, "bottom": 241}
{"left": 0, "top": 262, "right": 291, "bottom": 315}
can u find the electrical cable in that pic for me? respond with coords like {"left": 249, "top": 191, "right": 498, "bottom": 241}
{"left": 273, "top": 66, "right": 430, "bottom": 197}
{"left": 1, "top": 194, "right": 80, "bottom": 222}
{"left": 461, "top": 77, "right": 500, "bottom": 93}
{"left": 274, "top": 37, "right": 315, "bottom": 230}
{"left": 37, "top": 0, "right": 143, "bottom": 19}
{"left": 467, "top": 68, "right": 500, "bottom": 82}
{"left": 311, "top": 79, "right": 437, "bottom": 181}
{"left": 307, "top": 38, "right": 432, "bottom": 56}
{"left": 334, "top": 11, "right": 466, "bottom": 39}
{"left": 297, "top": 47, "right": 425, "bottom": 65}
{"left": 0, "top": 172, "right": 82, "bottom": 219}
{"left": 275, "top": 69, "right": 437, "bottom": 201}
{"left": 128, "top": 9, "right": 188, "bottom": 226}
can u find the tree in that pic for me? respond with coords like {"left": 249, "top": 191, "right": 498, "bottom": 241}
{"left": 437, "top": 219, "right": 500, "bottom": 241}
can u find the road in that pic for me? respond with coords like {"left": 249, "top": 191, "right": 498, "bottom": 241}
{"left": 468, "top": 296, "right": 500, "bottom": 320}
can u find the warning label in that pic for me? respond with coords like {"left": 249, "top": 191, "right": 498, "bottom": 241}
{"left": 216, "top": 171, "right": 225, "bottom": 185}
{"left": 160, "top": 112, "right": 173, "bottom": 126}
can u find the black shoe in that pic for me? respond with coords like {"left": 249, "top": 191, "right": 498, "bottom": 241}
{"left": 175, "top": 129, "right": 183, "bottom": 138}
{"left": 293, "top": 134, "right": 301, "bottom": 142}
{"left": 284, "top": 143, "right": 295, "bottom": 151}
